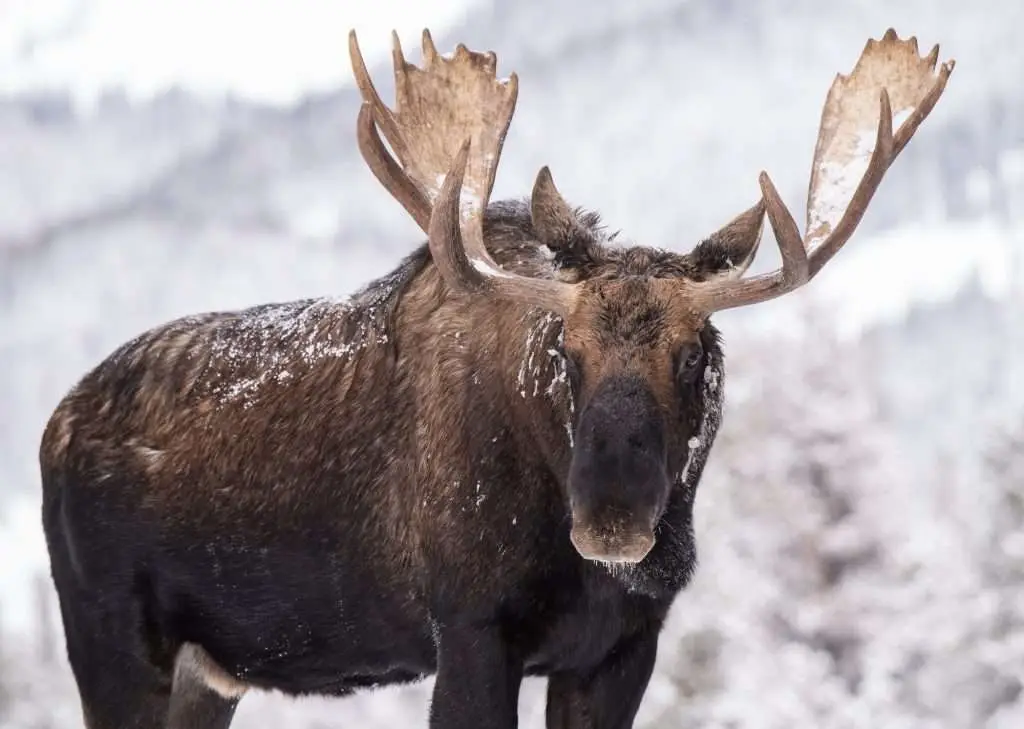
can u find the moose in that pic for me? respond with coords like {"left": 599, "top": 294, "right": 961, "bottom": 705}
{"left": 38, "top": 26, "right": 953, "bottom": 729}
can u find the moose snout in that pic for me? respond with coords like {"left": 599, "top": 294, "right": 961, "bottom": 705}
{"left": 569, "top": 521, "right": 656, "bottom": 564}
{"left": 565, "top": 374, "right": 670, "bottom": 564}
{"left": 567, "top": 495, "right": 661, "bottom": 564}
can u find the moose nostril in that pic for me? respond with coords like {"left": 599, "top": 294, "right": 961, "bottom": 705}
{"left": 627, "top": 434, "right": 644, "bottom": 450}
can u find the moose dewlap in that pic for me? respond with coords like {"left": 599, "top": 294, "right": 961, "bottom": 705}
{"left": 39, "top": 26, "right": 953, "bottom": 729}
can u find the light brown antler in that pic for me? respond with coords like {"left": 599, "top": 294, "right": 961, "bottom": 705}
{"left": 691, "top": 28, "right": 955, "bottom": 313}
{"left": 349, "top": 29, "right": 579, "bottom": 316}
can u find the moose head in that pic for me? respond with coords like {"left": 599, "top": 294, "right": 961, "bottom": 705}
{"left": 349, "top": 30, "right": 953, "bottom": 563}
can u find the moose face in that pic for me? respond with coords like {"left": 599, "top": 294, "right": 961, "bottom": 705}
{"left": 560, "top": 277, "right": 718, "bottom": 563}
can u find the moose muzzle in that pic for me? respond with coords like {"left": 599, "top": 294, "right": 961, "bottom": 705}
{"left": 566, "top": 374, "right": 670, "bottom": 564}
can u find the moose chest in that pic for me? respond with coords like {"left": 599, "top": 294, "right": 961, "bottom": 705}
{"left": 514, "top": 561, "right": 673, "bottom": 676}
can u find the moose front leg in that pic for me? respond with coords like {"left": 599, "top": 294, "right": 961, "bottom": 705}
{"left": 545, "top": 628, "right": 659, "bottom": 729}
{"left": 430, "top": 621, "right": 524, "bottom": 729}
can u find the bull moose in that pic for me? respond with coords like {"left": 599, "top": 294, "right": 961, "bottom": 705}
{"left": 38, "top": 26, "right": 953, "bottom": 729}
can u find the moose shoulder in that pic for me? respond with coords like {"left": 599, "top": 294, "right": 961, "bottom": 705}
{"left": 39, "top": 28, "right": 954, "bottom": 729}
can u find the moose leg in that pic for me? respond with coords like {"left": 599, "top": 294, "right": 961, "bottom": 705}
{"left": 55, "top": 594, "right": 172, "bottom": 729}
{"left": 65, "top": 635, "right": 171, "bottom": 729}
{"left": 167, "top": 644, "right": 244, "bottom": 729}
{"left": 73, "top": 666, "right": 169, "bottom": 729}
{"left": 429, "top": 622, "right": 524, "bottom": 729}
{"left": 545, "top": 628, "right": 659, "bottom": 729}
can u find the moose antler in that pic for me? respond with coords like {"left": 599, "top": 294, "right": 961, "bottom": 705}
{"left": 691, "top": 28, "right": 955, "bottom": 312}
{"left": 349, "top": 29, "right": 580, "bottom": 316}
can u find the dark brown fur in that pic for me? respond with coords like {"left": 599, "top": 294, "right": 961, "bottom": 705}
{"left": 40, "top": 196, "right": 748, "bottom": 729}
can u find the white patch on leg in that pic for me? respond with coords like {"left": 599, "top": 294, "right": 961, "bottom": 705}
{"left": 174, "top": 643, "right": 250, "bottom": 699}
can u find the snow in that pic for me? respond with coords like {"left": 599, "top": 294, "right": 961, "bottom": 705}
{"left": 470, "top": 255, "right": 512, "bottom": 279}
{"left": 677, "top": 438, "right": 701, "bottom": 487}
{"left": 703, "top": 364, "right": 720, "bottom": 393}
{"left": 546, "top": 327, "right": 576, "bottom": 445}
{"left": 515, "top": 311, "right": 560, "bottom": 399}
{"left": 204, "top": 296, "right": 388, "bottom": 408}
{"left": 807, "top": 125, "right": 877, "bottom": 247}
{"left": 677, "top": 357, "right": 722, "bottom": 490}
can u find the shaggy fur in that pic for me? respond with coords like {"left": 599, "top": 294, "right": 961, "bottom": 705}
{"left": 40, "top": 196, "right": 751, "bottom": 729}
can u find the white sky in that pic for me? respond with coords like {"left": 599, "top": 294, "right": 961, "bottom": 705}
{"left": 0, "top": 0, "right": 478, "bottom": 107}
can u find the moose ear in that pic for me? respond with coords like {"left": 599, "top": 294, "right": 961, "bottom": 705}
{"left": 530, "top": 166, "right": 584, "bottom": 250}
{"left": 686, "top": 199, "right": 767, "bottom": 282}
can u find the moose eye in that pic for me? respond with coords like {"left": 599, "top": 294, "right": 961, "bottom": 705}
{"left": 676, "top": 342, "right": 704, "bottom": 385}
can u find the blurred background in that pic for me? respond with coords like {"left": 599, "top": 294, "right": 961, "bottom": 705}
{"left": 1, "top": 0, "right": 1021, "bottom": 727}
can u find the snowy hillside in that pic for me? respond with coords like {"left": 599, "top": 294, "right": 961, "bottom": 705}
{"left": 1, "top": 0, "right": 1023, "bottom": 727}
{"left": 0, "top": 0, "right": 479, "bottom": 106}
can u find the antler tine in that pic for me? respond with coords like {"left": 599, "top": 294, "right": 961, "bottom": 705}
{"left": 355, "top": 103, "right": 432, "bottom": 231}
{"left": 692, "top": 28, "right": 955, "bottom": 313}
{"left": 349, "top": 30, "right": 432, "bottom": 232}
{"left": 892, "top": 54, "right": 955, "bottom": 158}
{"left": 761, "top": 172, "right": 810, "bottom": 287}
